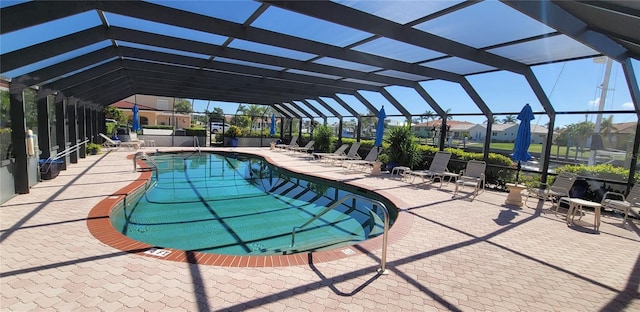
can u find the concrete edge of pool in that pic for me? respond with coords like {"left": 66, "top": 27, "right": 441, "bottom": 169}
{"left": 86, "top": 149, "right": 414, "bottom": 267}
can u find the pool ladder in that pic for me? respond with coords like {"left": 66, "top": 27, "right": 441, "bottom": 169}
{"left": 133, "top": 151, "right": 159, "bottom": 180}
{"left": 290, "top": 194, "right": 390, "bottom": 274}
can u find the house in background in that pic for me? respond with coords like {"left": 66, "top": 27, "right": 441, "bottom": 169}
{"left": 413, "top": 119, "right": 550, "bottom": 144}
{"left": 110, "top": 95, "right": 191, "bottom": 129}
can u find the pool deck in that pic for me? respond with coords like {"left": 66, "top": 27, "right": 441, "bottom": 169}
{"left": 1, "top": 147, "right": 639, "bottom": 311}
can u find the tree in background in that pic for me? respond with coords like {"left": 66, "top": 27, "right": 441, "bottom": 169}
{"left": 104, "top": 106, "right": 125, "bottom": 123}
{"left": 239, "top": 104, "right": 266, "bottom": 130}
{"left": 599, "top": 115, "right": 618, "bottom": 149}
{"left": 174, "top": 99, "right": 192, "bottom": 114}
{"left": 502, "top": 115, "right": 517, "bottom": 123}
{"left": 206, "top": 107, "right": 225, "bottom": 121}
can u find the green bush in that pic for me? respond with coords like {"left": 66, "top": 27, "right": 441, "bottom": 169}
{"left": 556, "top": 163, "right": 636, "bottom": 182}
{"left": 313, "top": 125, "right": 333, "bottom": 153}
{"left": 226, "top": 125, "right": 242, "bottom": 138}
{"left": 385, "top": 126, "right": 422, "bottom": 168}
{"left": 184, "top": 127, "right": 206, "bottom": 137}
{"left": 142, "top": 125, "right": 174, "bottom": 130}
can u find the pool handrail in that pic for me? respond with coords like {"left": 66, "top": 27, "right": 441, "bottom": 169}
{"left": 193, "top": 136, "right": 200, "bottom": 154}
{"left": 290, "top": 193, "right": 390, "bottom": 274}
{"left": 133, "top": 151, "right": 159, "bottom": 180}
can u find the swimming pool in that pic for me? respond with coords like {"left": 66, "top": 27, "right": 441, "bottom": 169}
{"left": 111, "top": 151, "right": 397, "bottom": 256}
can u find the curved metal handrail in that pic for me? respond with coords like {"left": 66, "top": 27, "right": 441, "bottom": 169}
{"left": 290, "top": 194, "right": 390, "bottom": 274}
{"left": 133, "top": 151, "right": 158, "bottom": 180}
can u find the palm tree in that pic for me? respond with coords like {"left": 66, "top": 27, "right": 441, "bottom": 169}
{"left": 240, "top": 104, "right": 267, "bottom": 130}
{"left": 502, "top": 115, "right": 517, "bottom": 124}
{"left": 423, "top": 110, "right": 436, "bottom": 123}
{"left": 483, "top": 115, "right": 499, "bottom": 124}
{"left": 599, "top": 115, "right": 618, "bottom": 149}
{"left": 445, "top": 108, "right": 454, "bottom": 120}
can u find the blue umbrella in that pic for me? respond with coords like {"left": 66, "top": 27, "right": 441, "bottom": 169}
{"left": 512, "top": 104, "right": 534, "bottom": 183}
{"left": 132, "top": 103, "right": 141, "bottom": 131}
{"left": 270, "top": 114, "right": 276, "bottom": 136}
{"left": 374, "top": 106, "right": 386, "bottom": 147}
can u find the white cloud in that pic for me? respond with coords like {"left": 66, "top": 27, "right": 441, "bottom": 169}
{"left": 588, "top": 97, "right": 600, "bottom": 108}
{"left": 622, "top": 102, "right": 635, "bottom": 109}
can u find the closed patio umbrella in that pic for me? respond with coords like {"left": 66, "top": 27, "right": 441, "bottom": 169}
{"left": 374, "top": 106, "right": 386, "bottom": 149}
{"left": 132, "top": 103, "right": 141, "bottom": 131}
{"left": 512, "top": 104, "right": 534, "bottom": 184}
{"left": 270, "top": 114, "right": 276, "bottom": 136}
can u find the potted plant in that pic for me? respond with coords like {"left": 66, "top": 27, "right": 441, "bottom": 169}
{"left": 226, "top": 125, "right": 242, "bottom": 147}
{"left": 377, "top": 153, "right": 390, "bottom": 171}
{"left": 87, "top": 143, "right": 101, "bottom": 155}
{"left": 386, "top": 126, "right": 421, "bottom": 170}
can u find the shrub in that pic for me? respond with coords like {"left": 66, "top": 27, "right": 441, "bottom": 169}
{"left": 86, "top": 143, "right": 101, "bottom": 154}
{"left": 313, "top": 125, "right": 333, "bottom": 152}
{"left": 184, "top": 127, "right": 206, "bottom": 137}
{"left": 226, "top": 125, "right": 242, "bottom": 138}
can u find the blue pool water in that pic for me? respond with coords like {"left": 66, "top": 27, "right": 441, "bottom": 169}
{"left": 110, "top": 152, "right": 396, "bottom": 255}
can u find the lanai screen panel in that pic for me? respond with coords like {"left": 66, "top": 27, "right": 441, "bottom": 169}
{"left": 467, "top": 71, "right": 541, "bottom": 114}
{"left": 1, "top": 11, "right": 101, "bottom": 53}
{"left": 318, "top": 97, "right": 352, "bottom": 117}
{"left": 333, "top": 0, "right": 463, "bottom": 25}
{"left": 385, "top": 86, "right": 436, "bottom": 116}
{"left": 419, "top": 80, "right": 482, "bottom": 115}
{"left": 412, "top": 1, "right": 556, "bottom": 49}
{"left": 2, "top": 41, "right": 113, "bottom": 79}
{"left": 313, "top": 57, "right": 381, "bottom": 73}
{"left": 336, "top": 94, "right": 369, "bottom": 115}
{"left": 148, "top": 0, "right": 261, "bottom": 23}
{"left": 105, "top": 12, "right": 229, "bottom": 46}
{"left": 250, "top": 5, "right": 371, "bottom": 47}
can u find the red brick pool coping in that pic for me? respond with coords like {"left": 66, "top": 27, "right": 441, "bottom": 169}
{"left": 87, "top": 151, "right": 413, "bottom": 267}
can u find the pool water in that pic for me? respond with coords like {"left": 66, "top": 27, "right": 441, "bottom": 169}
{"left": 111, "top": 152, "right": 396, "bottom": 255}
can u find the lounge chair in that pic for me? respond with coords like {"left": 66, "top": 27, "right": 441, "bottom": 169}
{"left": 99, "top": 133, "right": 121, "bottom": 150}
{"left": 343, "top": 147, "right": 381, "bottom": 172}
{"left": 289, "top": 140, "right": 315, "bottom": 154}
{"left": 275, "top": 135, "right": 298, "bottom": 151}
{"left": 312, "top": 144, "right": 349, "bottom": 161}
{"left": 404, "top": 151, "right": 452, "bottom": 187}
{"left": 453, "top": 160, "right": 486, "bottom": 201}
{"left": 324, "top": 142, "right": 361, "bottom": 164}
{"left": 524, "top": 172, "right": 577, "bottom": 211}
{"left": 99, "top": 133, "right": 139, "bottom": 150}
{"left": 600, "top": 183, "right": 640, "bottom": 225}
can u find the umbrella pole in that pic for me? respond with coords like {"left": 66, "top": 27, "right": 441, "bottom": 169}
{"left": 515, "top": 161, "right": 521, "bottom": 185}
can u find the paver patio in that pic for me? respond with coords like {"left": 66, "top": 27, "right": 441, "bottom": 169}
{"left": 1, "top": 147, "right": 639, "bottom": 311}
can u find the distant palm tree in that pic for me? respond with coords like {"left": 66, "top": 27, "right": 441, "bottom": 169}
{"left": 444, "top": 108, "right": 453, "bottom": 121}
{"left": 502, "top": 115, "right": 517, "bottom": 123}
{"left": 599, "top": 115, "right": 618, "bottom": 149}
{"left": 241, "top": 104, "right": 267, "bottom": 130}
{"left": 423, "top": 110, "right": 436, "bottom": 123}
{"left": 483, "top": 115, "right": 499, "bottom": 124}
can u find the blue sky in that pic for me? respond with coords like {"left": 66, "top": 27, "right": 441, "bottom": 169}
{"left": 1, "top": 0, "right": 637, "bottom": 129}
{"left": 192, "top": 56, "right": 637, "bottom": 128}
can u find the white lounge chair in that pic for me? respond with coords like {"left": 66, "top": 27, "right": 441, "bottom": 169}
{"left": 99, "top": 133, "right": 139, "bottom": 150}
{"left": 525, "top": 172, "right": 577, "bottom": 211}
{"left": 289, "top": 140, "right": 315, "bottom": 154}
{"left": 312, "top": 144, "right": 349, "bottom": 161}
{"left": 275, "top": 136, "right": 298, "bottom": 151}
{"left": 343, "top": 147, "right": 381, "bottom": 172}
{"left": 404, "top": 151, "right": 452, "bottom": 187}
{"left": 324, "top": 142, "right": 361, "bottom": 164}
{"left": 99, "top": 133, "right": 120, "bottom": 150}
{"left": 453, "top": 160, "right": 486, "bottom": 201}
{"left": 600, "top": 183, "right": 639, "bottom": 225}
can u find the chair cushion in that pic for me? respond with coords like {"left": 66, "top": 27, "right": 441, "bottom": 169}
{"left": 602, "top": 199, "right": 631, "bottom": 209}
